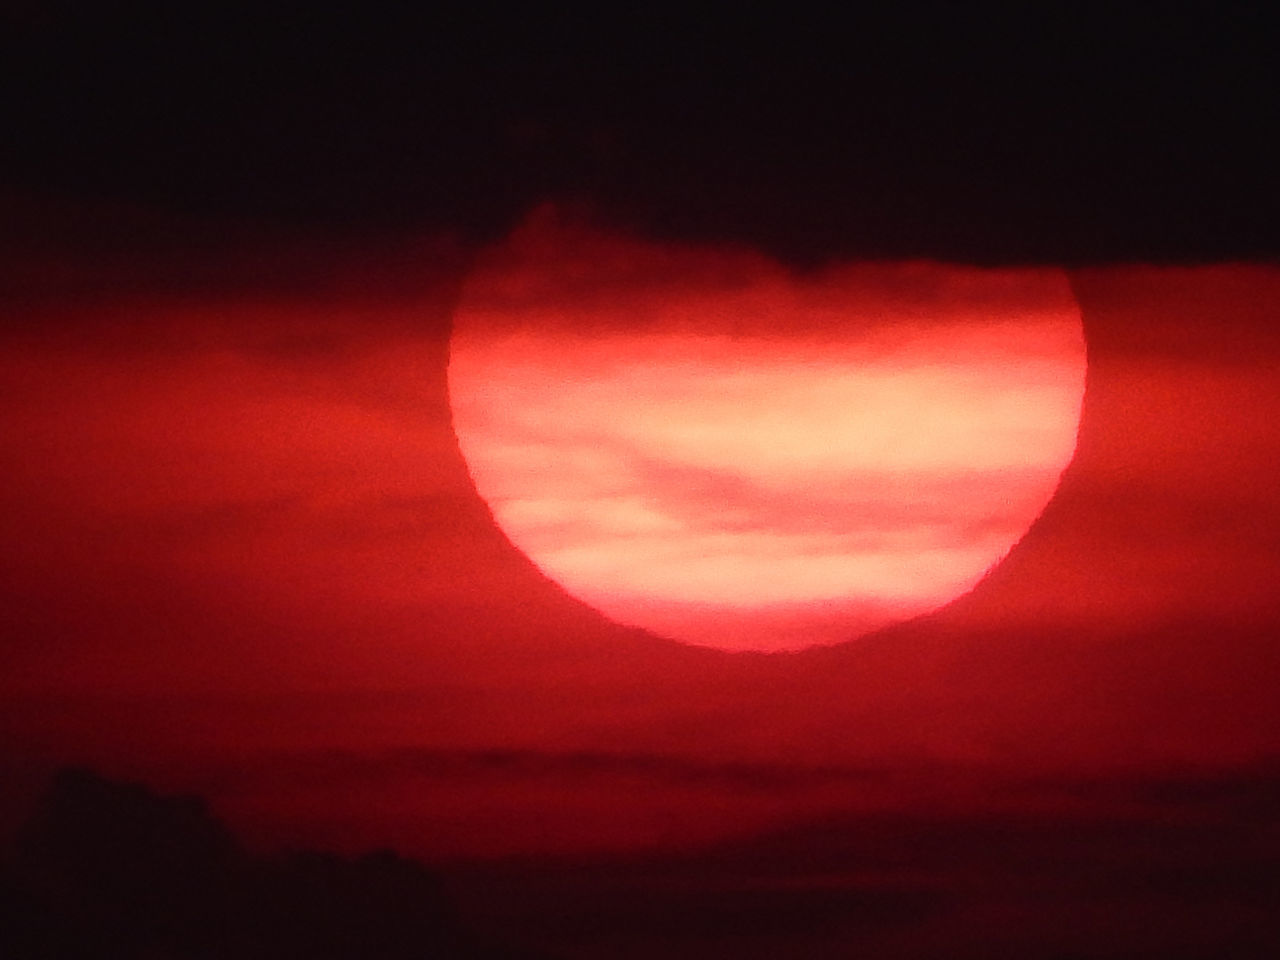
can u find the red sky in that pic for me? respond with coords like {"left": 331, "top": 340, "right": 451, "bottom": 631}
{"left": 2, "top": 198, "right": 1279, "bottom": 860}
{"left": 2, "top": 12, "right": 1276, "bottom": 956}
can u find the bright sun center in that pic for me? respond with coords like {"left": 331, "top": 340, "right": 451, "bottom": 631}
{"left": 447, "top": 210, "right": 1086, "bottom": 652}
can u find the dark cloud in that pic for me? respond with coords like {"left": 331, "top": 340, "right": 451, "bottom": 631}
{"left": 2, "top": 767, "right": 537, "bottom": 959}
{"left": 1071, "top": 265, "right": 1280, "bottom": 366}
{"left": 442, "top": 761, "right": 1280, "bottom": 958}
{"left": 25, "top": 763, "right": 1280, "bottom": 958}
{"left": 227, "top": 746, "right": 893, "bottom": 796}
{"left": 11, "top": 761, "right": 1273, "bottom": 957}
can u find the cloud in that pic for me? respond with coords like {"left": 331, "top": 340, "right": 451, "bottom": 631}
{"left": 0, "top": 189, "right": 467, "bottom": 324}
{"left": 3, "top": 767, "right": 504, "bottom": 959}
{"left": 28, "top": 761, "right": 1273, "bottom": 958}
{"left": 241, "top": 746, "right": 893, "bottom": 793}
{"left": 459, "top": 205, "right": 1084, "bottom": 338}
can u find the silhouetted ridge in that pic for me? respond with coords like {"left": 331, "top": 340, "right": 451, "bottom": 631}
{"left": 1, "top": 767, "right": 544, "bottom": 959}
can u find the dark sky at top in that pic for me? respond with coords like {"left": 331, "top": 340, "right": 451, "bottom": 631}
{"left": 2, "top": 4, "right": 1276, "bottom": 264}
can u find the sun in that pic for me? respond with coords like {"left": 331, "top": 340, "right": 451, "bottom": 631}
{"left": 447, "top": 209, "right": 1086, "bottom": 652}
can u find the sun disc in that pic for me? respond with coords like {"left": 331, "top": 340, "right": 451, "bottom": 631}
{"left": 447, "top": 211, "right": 1086, "bottom": 652}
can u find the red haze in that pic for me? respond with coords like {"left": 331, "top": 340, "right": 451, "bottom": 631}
{"left": 1, "top": 201, "right": 1278, "bottom": 860}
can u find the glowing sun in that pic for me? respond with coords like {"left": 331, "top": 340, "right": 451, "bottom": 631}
{"left": 448, "top": 210, "right": 1086, "bottom": 652}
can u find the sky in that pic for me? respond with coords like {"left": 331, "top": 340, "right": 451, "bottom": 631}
{"left": 1, "top": 6, "right": 1279, "bottom": 957}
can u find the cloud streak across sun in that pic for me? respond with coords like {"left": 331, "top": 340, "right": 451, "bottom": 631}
{"left": 450, "top": 212, "right": 1086, "bottom": 651}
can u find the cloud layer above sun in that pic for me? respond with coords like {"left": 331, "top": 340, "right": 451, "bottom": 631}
{"left": 448, "top": 212, "right": 1086, "bottom": 651}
